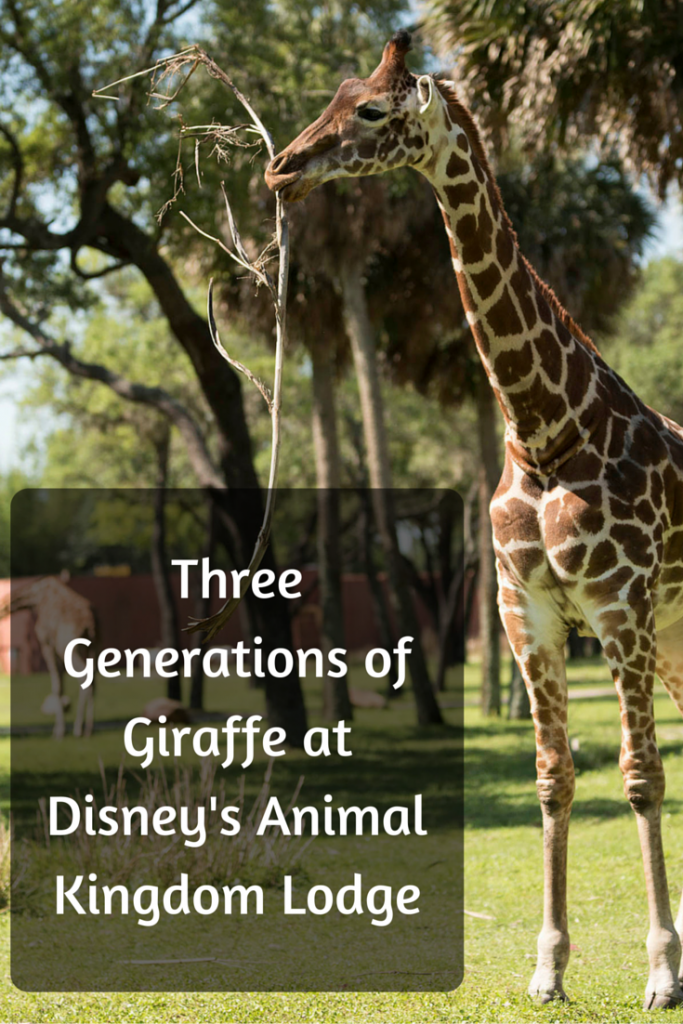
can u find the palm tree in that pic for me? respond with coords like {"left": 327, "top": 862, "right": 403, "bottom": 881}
{"left": 290, "top": 179, "right": 444, "bottom": 725}
{"left": 424, "top": 0, "right": 683, "bottom": 195}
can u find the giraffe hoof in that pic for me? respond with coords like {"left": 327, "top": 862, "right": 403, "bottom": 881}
{"left": 528, "top": 978, "right": 569, "bottom": 1004}
{"left": 644, "top": 993, "right": 683, "bottom": 1010}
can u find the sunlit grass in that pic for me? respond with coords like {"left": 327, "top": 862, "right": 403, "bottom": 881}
{"left": 3, "top": 663, "right": 683, "bottom": 1021}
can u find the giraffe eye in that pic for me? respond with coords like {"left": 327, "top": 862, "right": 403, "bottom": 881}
{"left": 358, "top": 107, "right": 385, "bottom": 122}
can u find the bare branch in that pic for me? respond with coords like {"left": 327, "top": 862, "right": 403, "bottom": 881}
{"left": 70, "top": 249, "right": 130, "bottom": 280}
{"left": 187, "top": 197, "right": 289, "bottom": 640}
{"left": 178, "top": 210, "right": 267, "bottom": 283}
{"left": 95, "top": 46, "right": 291, "bottom": 641}
{"left": 92, "top": 48, "right": 199, "bottom": 102}
{"left": 194, "top": 139, "right": 202, "bottom": 189}
{"left": 221, "top": 183, "right": 250, "bottom": 266}
{"left": 0, "top": 346, "right": 45, "bottom": 361}
{"left": 0, "top": 124, "right": 23, "bottom": 220}
{"left": 156, "top": 134, "right": 185, "bottom": 223}
{"left": 93, "top": 46, "right": 276, "bottom": 158}
{"left": 148, "top": 56, "right": 199, "bottom": 110}
{"left": 206, "top": 280, "right": 272, "bottom": 410}
{"left": 160, "top": 0, "right": 203, "bottom": 24}
{"left": 0, "top": 270, "right": 224, "bottom": 491}
{"left": 191, "top": 48, "right": 276, "bottom": 161}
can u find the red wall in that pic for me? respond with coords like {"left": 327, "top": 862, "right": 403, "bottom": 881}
{"left": 1, "top": 570, "right": 441, "bottom": 674}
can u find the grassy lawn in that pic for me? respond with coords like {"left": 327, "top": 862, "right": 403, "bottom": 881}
{"left": 4, "top": 658, "right": 683, "bottom": 1022}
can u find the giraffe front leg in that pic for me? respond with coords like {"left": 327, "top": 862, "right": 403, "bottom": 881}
{"left": 654, "top": 619, "right": 683, "bottom": 983}
{"left": 675, "top": 892, "right": 683, "bottom": 984}
{"left": 629, "top": 756, "right": 681, "bottom": 1009}
{"left": 74, "top": 682, "right": 94, "bottom": 738}
{"left": 527, "top": 672, "right": 574, "bottom": 1004}
{"left": 42, "top": 643, "right": 65, "bottom": 740}
{"left": 499, "top": 584, "right": 574, "bottom": 1002}
{"left": 596, "top": 601, "right": 682, "bottom": 1009}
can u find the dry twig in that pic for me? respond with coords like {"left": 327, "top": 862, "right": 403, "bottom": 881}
{"left": 94, "top": 46, "right": 290, "bottom": 642}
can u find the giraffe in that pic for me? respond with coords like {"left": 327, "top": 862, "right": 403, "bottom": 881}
{"left": 265, "top": 30, "right": 683, "bottom": 1009}
{"left": 3, "top": 575, "right": 96, "bottom": 738}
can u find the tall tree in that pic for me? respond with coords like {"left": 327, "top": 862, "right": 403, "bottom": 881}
{"left": 0, "top": 0, "right": 258, "bottom": 488}
{"left": 0, "top": 0, "right": 417, "bottom": 738}
{"left": 310, "top": 335, "right": 353, "bottom": 721}
{"left": 2, "top": 269, "right": 309, "bottom": 741}
{"left": 424, "top": 0, "right": 683, "bottom": 195}
{"left": 287, "top": 178, "right": 444, "bottom": 724}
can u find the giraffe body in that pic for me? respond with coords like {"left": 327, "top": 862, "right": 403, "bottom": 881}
{"left": 4, "top": 576, "right": 96, "bottom": 738}
{"left": 266, "top": 31, "right": 683, "bottom": 1007}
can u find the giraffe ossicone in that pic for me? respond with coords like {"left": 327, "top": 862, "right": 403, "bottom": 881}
{"left": 266, "top": 31, "right": 683, "bottom": 1009}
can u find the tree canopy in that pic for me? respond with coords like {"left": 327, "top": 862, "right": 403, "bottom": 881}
{"left": 424, "top": 0, "right": 683, "bottom": 195}
{"left": 604, "top": 257, "right": 683, "bottom": 426}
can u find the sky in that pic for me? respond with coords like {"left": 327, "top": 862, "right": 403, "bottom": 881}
{"left": 643, "top": 191, "right": 683, "bottom": 263}
{"left": 0, "top": 372, "right": 22, "bottom": 474}
{"left": 1, "top": 192, "right": 682, "bottom": 476}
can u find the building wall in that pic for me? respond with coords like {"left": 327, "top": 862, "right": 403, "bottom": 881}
{"left": 1, "top": 571, "right": 446, "bottom": 674}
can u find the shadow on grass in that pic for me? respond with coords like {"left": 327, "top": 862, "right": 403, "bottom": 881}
{"left": 464, "top": 737, "right": 683, "bottom": 828}
{"left": 12, "top": 712, "right": 683, "bottom": 839}
{"left": 11, "top": 723, "right": 465, "bottom": 835}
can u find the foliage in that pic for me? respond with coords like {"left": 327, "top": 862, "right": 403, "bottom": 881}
{"left": 603, "top": 256, "right": 683, "bottom": 424}
{"left": 0, "top": 468, "right": 35, "bottom": 576}
{"left": 5, "top": 659, "right": 683, "bottom": 1018}
{"left": 500, "top": 155, "right": 656, "bottom": 335}
{"left": 424, "top": 0, "right": 683, "bottom": 196}
{"left": 20, "top": 273, "right": 212, "bottom": 487}
{"left": 0, "top": 0, "right": 657, "bottom": 498}
{"left": 18, "top": 285, "right": 473, "bottom": 494}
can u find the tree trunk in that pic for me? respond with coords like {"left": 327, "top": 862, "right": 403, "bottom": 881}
{"left": 99, "top": 204, "right": 257, "bottom": 490}
{"left": 359, "top": 489, "right": 399, "bottom": 693}
{"left": 435, "top": 560, "right": 465, "bottom": 692}
{"left": 211, "top": 491, "right": 309, "bottom": 747}
{"left": 340, "top": 264, "right": 442, "bottom": 726}
{"left": 508, "top": 658, "right": 531, "bottom": 720}
{"left": 189, "top": 501, "right": 217, "bottom": 711}
{"left": 98, "top": 204, "right": 309, "bottom": 745}
{"left": 435, "top": 484, "right": 476, "bottom": 689}
{"left": 310, "top": 339, "right": 352, "bottom": 721}
{"left": 150, "top": 427, "right": 182, "bottom": 702}
{"left": 476, "top": 367, "right": 501, "bottom": 716}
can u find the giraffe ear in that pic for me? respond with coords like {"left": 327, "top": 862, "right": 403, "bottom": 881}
{"left": 417, "top": 75, "right": 437, "bottom": 115}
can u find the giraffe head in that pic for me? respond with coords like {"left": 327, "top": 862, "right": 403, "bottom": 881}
{"left": 266, "top": 30, "right": 452, "bottom": 201}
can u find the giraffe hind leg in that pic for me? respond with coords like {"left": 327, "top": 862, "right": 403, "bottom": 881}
{"left": 656, "top": 617, "right": 683, "bottom": 980}
{"left": 497, "top": 579, "right": 574, "bottom": 1003}
{"left": 41, "top": 643, "right": 66, "bottom": 740}
{"left": 71, "top": 647, "right": 94, "bottom": 738}
{"left": 590, "top": 599, "right": 682, "bottom": 1009}
{"left": 656, "top": 617, "right": 683, "bottom": 718}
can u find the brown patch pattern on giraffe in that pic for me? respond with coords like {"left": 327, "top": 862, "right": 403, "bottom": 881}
{"left": 265, "top": 36, "right": 683, "bottom": 1005}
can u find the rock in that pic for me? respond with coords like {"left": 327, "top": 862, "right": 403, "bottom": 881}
{"left": 41, "top": 693, "right": 70, "bottom": 715}
{"left": 143, "top": 697, "right": 191, "bottom": 724}
{"left": 349, "top": 688, "right": 388, "bottom": 709}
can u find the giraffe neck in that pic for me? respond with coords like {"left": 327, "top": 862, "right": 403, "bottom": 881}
{"left": 420, "top": 104, "right": 602, "bottom": 475}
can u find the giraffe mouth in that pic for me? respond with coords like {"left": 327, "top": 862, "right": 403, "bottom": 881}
{"left": 265, "top": 157, "right": 302, "bottom": 198}
{"left": 273, "top": 173, "right": 316, "bottom": 203}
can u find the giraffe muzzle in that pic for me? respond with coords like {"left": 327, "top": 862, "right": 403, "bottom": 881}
{"left": 265, "top": 132, "right": 339, "bottom": 200}
{"left": 265, "top": 160, "right": 303, "bottom": 200}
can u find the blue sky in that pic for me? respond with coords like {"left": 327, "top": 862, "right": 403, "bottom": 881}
{"left": 643, "top": 191, "right": 683, "bottom": 263}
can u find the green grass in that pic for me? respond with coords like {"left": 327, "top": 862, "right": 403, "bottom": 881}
{"left": 4, "top": 660, "right": 683, "bottom": 1022}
